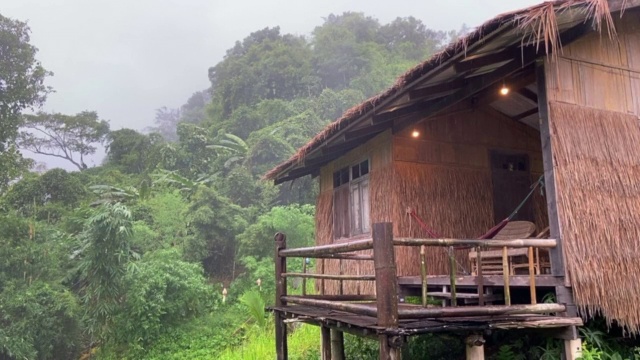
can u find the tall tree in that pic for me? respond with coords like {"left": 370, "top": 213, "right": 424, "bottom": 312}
{"left": 17, "top": 111, "right": 110, "bottom": 170}
{"left": 146, "top": 107, "right": 181, "bottom": 142}
{"left": 0, "top": 14, "right": 51, "bottom": 191}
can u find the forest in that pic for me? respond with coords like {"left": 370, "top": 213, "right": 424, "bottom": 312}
{"left": 2, "top": 9, "right": 637, "bottom": 360}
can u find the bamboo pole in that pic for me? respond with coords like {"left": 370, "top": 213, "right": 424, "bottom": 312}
{"left": 339, "top": 260, "right": 344, "bottom": 296}
{"left": 420, "top": 245, "right": 428, "bottom": 307}
{"left": 477, "top": 246, "right": 485, "bottom": 306}
{"left": 394, "top": 238, "right": 556, "bottom": 248}
{"left": 502, "top": 247, "right": 511, "bottom": 306}
{"left": 281, "top": 273, "right": 375, "bottom": 281}
{"left": 274, "top": 233, "right": 288, "bottom": 360}
{"left": 449, "top": 248, "right": 457, "bottom": 307}
{"left": 279, "top": 239, "right": 373, "bottom": 257}
{"left": 281, "top": 296, "right": 566, "bottom": 319}
{"left": 293, "top": 294, "right": 376, "bottom": 301}
{"left": 302, "top": 258, "right": 307, "bottom": 296}
{"left": 311, "top": 253, "right": 374, "bottom": 261}
{"left": 528, "top": 247, "right": 537, "bottom": 304}
{"left": 398, "top": 303, "right": 566, "bottom": 319}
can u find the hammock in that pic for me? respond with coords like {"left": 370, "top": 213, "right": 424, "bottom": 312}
{"left": 408, "top": 175, "right": 544, "bottom": 246}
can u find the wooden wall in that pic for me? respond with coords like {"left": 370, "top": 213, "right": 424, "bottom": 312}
{"left": 544, "top": 10, "right": 640, "bottom": 333}
{"left": 391, "top": 105, "right": 546, "bottom": 277}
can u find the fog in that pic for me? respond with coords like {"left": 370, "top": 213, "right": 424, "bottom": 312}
{"left": 3, "top": 0, "right": 539, "bottom": 169}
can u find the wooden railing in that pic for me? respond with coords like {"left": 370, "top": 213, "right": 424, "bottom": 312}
{"left": 274, "top": 222, "right": 562, "bottom": 359}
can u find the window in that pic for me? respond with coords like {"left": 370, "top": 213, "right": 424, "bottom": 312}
{"left": 333, "top": 159, "right": 370, "bottom": 239}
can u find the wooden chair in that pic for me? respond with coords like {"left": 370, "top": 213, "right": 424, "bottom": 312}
{"left": 469, "top": 221, "right": 537, "bottom": 276}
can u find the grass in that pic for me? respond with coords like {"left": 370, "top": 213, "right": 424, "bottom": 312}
{"left": 218, "top": 322, "right": 320, "bottom": 360}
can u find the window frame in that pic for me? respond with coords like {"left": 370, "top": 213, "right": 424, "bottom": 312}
{"left": 332, "top": 158, "right": 371, "bottom": 240}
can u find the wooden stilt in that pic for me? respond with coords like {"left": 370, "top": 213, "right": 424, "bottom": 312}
{"left": 275, "top": 233, "right": 288, "bottom": 360}
{"left": 449, "top": 248, "right": 457, "bottom": 306}
{"left": 564, "top": 338, "right": 582, "bottom": 360}
{"left": 465, "top": 334, "right": 485, "bottom": 360}
{"left": 321, "top": 326, "right": 332, "bottom": 360}
{"left": 330, "top": 329, "right": 345, "bottom": 360}
{"left": 373, "top": 223, "right": 401, "bottom": 360}
{"left": 528, "top": 247, "right": 537, "bottom": 304}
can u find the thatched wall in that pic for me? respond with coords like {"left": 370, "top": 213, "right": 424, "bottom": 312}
{"left": 317, "top": 131, "right": 392, "bottom": 295}
{"left": 544, "top": 11, "right": 640, "bottom": 333}
{"left": 549, "top": 102, "right": 640, "bottom": 334}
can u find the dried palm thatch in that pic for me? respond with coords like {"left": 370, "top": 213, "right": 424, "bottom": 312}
{"left": 550, "top": 101, "right": 640, "bottom": 334}
{"left": 264, "top": 0, "right": 629, "bottom": 182}
{"left": 392, "top": 162, "right": 495, "bottom": 275}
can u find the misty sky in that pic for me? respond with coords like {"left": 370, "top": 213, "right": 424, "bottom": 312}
{"left": 3, "top": 0, "right": 540, "bottom": 169}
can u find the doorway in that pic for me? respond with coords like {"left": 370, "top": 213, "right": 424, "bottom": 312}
{"left": 490, "top": 150, "right": 534, "bottom": 222}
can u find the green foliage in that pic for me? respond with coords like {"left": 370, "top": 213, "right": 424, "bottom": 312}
{"left": 106, "top": 128, "right": 163, "bottom": 173}
{"left": 18, "top": 111, "right": 110, "bottom": 170}
{"left": 237, "top": 204, "right": 314, "bottom": 258}
{"left": 77, "top": 202, "right": 135, "bottom": 337}
{"left": 108, "top": 249, "right": 217, "bottom": 351}
{"left": 0, "top": 14, "right": 51, "bottom": 190}
{"left": 0, "top": 281, "right": 81, "bottom": 360}
{"left": 239, "top": 290, "right": 267, "bottom": 328}
{"left": 4, "top": 168, "right": 86, "bottom": 219}
{"left": 186, "top": 187, "right": 247, "bottom": 275}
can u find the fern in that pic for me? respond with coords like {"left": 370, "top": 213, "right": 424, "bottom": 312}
{"left": 239, "top": 290, "right": 266, "bottom": 328}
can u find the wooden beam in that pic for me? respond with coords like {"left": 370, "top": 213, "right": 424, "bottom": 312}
{"left": 397, "top": 303, "right": 566, "bottom": 319}
{"left": 281, "top": 273, "right": 376, "bottom": 281}
{"left": 393, "top": 237, "right": 557, "bottom": 248}
{"left": 409, "top": 78, "right": 466, "bottom": 100}
{"left": 455, "top": 48, "right": 520, "bottom": 73}
{"left": 387, "top": 21, "right": 591, "bottom": 133}
{"left": 536, "top": 60, "right": 566, "bottom": 279}
{"left": 513, "top": 107, "right": 539, "bottom": 121}
{"left": 472, "top": 68, "right": 536, "bottom": 106}
{"left": 397, "top": 274, "right": 566, "bottom": 288}
{"left": 274, "top": 233, "right": 288, "bottom": 360}
{"left": 385, "top": 54, "right": 537, "bottom": 131}
{"left": 518, "top": 87, "right": 538, "bottom": 103}
{"left": 344, "top": 121, "right": 391, "bottom": 141}
{"left": 279, "top": 239, "right": 373, "bottom": 257}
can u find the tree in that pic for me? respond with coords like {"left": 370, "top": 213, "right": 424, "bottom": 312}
{"left": 18, "top": 111, "right": 110, "bottom": 170}
{"left": 0, "top": 14, "right": 51, "bottom": 191}
{"left": 146, "top": 107, "right": 181, "bottom": 142}
{"left": 106, "top": 128, "right": 163, "bottom": 173}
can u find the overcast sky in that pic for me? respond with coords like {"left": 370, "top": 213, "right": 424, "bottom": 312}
{"left": 3, "top": 0, "right": 540, "bottom": 169}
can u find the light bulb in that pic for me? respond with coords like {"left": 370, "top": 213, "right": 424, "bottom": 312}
{"left": 411, "top": 130, "right": 420, "bottom": 138}
{"left": 500, "top": 85, "right": 510, "bottom": 96}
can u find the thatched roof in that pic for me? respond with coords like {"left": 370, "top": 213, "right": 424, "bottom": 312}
{"left": 264, "top": 0, "right": 636, "bottom": 183}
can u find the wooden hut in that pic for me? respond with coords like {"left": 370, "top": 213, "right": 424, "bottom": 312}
{"left": 266, "top": 1, "right": 640, "bottom": 358}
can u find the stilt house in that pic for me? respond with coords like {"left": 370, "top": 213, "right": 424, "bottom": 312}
{"left": 265, "top": 1, "right": 640, "bottom": 358}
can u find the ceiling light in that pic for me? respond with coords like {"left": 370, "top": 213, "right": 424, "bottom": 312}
{"left": 411, "top": 129, "right": 420, "bottom": 138}
{"left": 500, "top": 81, "right": 510, "bottom": 96}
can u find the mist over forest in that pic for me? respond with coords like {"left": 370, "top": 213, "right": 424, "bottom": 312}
{"left": 0, "top": 10, "right": 475, "bottom": 358}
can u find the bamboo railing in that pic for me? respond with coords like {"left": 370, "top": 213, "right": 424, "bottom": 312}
{"left": 273, "top": 222, "right": 560, "bottom": 359}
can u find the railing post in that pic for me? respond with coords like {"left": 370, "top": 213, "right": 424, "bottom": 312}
{"left": 373, "top": 222, "right": 401, "bottom": 360}
{"left": 502, "top": 246, "right": 511, "bottom": 306}
{"left": 528, "top": 247, "right": 537, "bottom": 304}
{"left": 477, "top": 246, "right": 485, "bottom": 306}
{"left": 448, "top": 248, "right": 457, "bottom": 307}
{"left": 275, "top": 232, "right": 288, "bottom": 360}
{"left": 420, "top": 245, "right": 427, "bottom": 307}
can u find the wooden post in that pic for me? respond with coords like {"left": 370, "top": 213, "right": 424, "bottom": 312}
{"left": 339, "top": 259, "right": 344, "bottom": 295}
{"left": 477, "top": 246, "right": 484, "bottom": 306}
{"left": 330, "top": 329, "right": 345, "bottom": 360}
{"left": 536, "top": 59, "right": 566, "bottom": 280}
{"left": 275, "top": 233, "right": 288, "bottom": 360}
{"left": 373, "top": 223, "right": 401, "bottom": 360}
{"left": 449, "top": 248, "right": 457, "bottom": 306}
{"left": 302, "top": 258, "right": 307, "bottom": 296}
{"left": 564, "top": 338, "right": 582, "bottom": 360}
{"left": 420, "top": 245, "right": 427, "bottom": 307}
{"left": 465, "top": 334, "right": 485, "bottom": 360}
{"left": 321, "top": 326, "right": 332, "bottom": 360}
{"left": 528, "top": 247, "right": 537, "bottom": 304}
{"left": 502, "top": 246, "right": 511, "bottom": 306}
